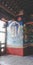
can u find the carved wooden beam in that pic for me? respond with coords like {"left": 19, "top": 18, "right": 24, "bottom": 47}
{"left": 0, "top": 3, "right": 15, "bottom": 16}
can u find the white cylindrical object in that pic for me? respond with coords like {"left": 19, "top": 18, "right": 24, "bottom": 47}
{"left": 1, "top": 48, "right": 4, "bottom": 52}
{"left": 1, "top": 44, "right": 5, "bottom": 47}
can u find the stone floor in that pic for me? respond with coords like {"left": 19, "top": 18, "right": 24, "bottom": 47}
{"left": 0, "top": 55, "right": 33, "bottom": 65}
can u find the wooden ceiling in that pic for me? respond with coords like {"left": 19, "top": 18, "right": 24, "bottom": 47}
{"left": 0, "top": 0, "right": 33, "bottom": 16}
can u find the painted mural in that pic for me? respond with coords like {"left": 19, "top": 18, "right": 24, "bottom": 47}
{"left": 7, "top": 20, "right": 23, "bottom": 48}
{"left": 24, "top": 23, "right": 33, "bottom": 47}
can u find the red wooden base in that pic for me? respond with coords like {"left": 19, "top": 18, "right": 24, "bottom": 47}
{"left": 6, "top": 47, "right": 31, "bottom": 56}
{"left": 7, "top": 47, "right": 24, "bottom": 56}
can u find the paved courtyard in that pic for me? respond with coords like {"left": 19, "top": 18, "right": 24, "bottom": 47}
{"left": 0, "top": 55, "right": 33, "bottom": 65}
